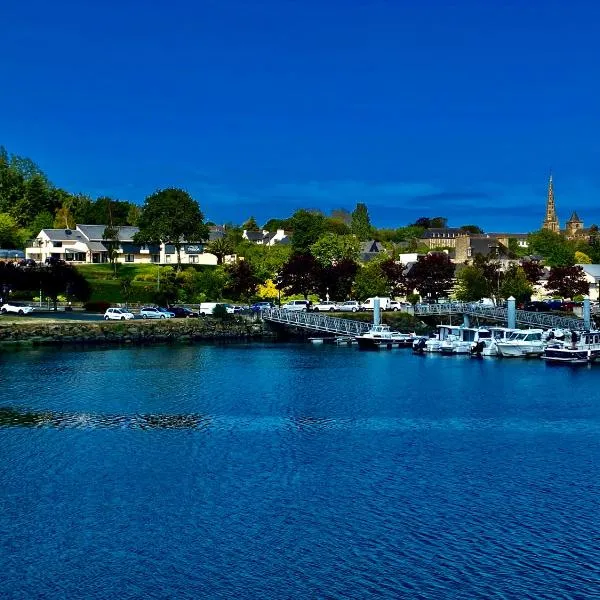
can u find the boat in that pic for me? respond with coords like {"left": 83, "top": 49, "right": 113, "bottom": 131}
{"left": 355, "top": 324, "right": 404, "bottom": 350}
{"left": 472, "top": 327, "right": 520, "bottom": 357}
{"left": 542, "top": 330, "right": 600, "bottom": 365}
{"left": 434, "top": 325, "right": 493, "bottom": 355}
{"left": 496, "top": 329, "right": 545, "bottom": 358}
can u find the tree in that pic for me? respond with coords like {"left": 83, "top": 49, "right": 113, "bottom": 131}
{"left": 520, "top": 259, "right": 544, "bottom": 285}
{"left": 545, "top": 265, "right": 589, "bottom": 299}
{"left": 406, "top": 253, "right": 455, "bottom": 301}
{"left": 0, "top": 213, "right": 28, "bottom": 248}
{"left": 350, "top": 203, "right": 372, "bottom": 240}
{"left": 224, "top": 260, "right": 260, "bottom": 301}
{"left": 54, "top": 205, "right": 75, "bottom": 229}
{"left": 412, "top": 217, "right": 431, "bottom": 228}
{"left": 127, "top": 204, "right": 142, "bottom": 226}
{"left": 379, "top": 258, "right": 407, "bottom": 297}
{"left": 207, "top": 237, "right": 234, "bottom": 265}
{"left": 289, "top": 210, "right": 325, "bottom": 253}
{"left": 120, "top": 274, "right": 133, "bottom": 307}
{"left": 102, "top": 225, "right": 120, "bottom": 276}
{"left": 257, "top": 279, "right": 279, "bottom": 302}
{"left": 278, "top": 253, "right": 319, "bottom": 299}
{"left": 430, "top": 217, "right": 448, "bottom": 228}
{"left": 315, "top": 258, "right": 358, "bottom": 300}
{"left": 134, "top": 188, "right": 209, "bottom": 269}
{"left": 310, "top": 233, "right": 360, "bottom": 266}
{"left": 575, "top": 251, "right": 592, "bottom": 264}
{"left": 353, "top": 261, "right": 389, "bottom": 299}
{"left": 243, "top": 216, "right": 260, "bottom": 231}
{"left": 455, "top": 265, "right": 490, "bottom": 302}
{"left": 29, "top": 211, "right": 54, "bottom": 235}
{"left": 528, "top": 229, "right": 575, "bottom": 267}
{"left": 460, "top": 224, "right": 484, "bottom": 234}
{"left": 499, "top": 265, "right": 532, "bottom": 304}
{"left": 38, "top": 264, "right": 91, "bottom": 310}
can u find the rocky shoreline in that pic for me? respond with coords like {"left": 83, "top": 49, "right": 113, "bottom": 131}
{"left": 0, "top": 317, "right": 272, "bottom": 347}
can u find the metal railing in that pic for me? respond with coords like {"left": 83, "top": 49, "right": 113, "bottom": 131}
{"left": 414, "top": 302, "right": 585, "bottom": 330}
{"left": 263, "top": 308, "right": 371, "bottom": 336}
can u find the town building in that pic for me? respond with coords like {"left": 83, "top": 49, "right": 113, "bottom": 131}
{"left": 25, "top": 225, "right": 217, "bottom": 265}
{"left": 576, "top": 264, "right": 600, "bottom": 302}
{"left": 541, "top": 174, "right": 590, "bottom": 240}
{"left": 455, "top": 235, "right": 509, "bottom": 263}
{"left": 420, "top": 228, "right": 464, "bottom": 249}
{"left": 242, "top": 229, "right": 290, "bottom": 245}
{"left": 542, "top": 174, "right": 560, "bottom": 233}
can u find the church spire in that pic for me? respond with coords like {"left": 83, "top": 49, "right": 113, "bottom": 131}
{"left": 542, "top": 172, "right": 560, "bottom": 233}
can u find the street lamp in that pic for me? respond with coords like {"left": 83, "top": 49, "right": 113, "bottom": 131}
{"left": 326, "top": 287, "right": 330, "bottom": 302}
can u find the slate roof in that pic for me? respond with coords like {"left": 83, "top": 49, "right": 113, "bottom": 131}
{"left": 40, "top": 228, "right": 86, "bottom": 242}
{"left": 76, "top": 224, "right": 140, "bottom": 242}
{"left": 421, "top": 228, "right": 464, "bottom": 239}
{"left": 244, "top": 231, "right": 265, "bottom": 242}
{"left": 468, "top": 237, "right": 509, "bottom": 257}
{"left": 577, "top": 264, "right": 600, "bottom": 279}
{"left": 568, "top": 212, "right": 582, "bottom": 223}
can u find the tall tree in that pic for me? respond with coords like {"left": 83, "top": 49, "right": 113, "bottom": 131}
{"left": 316, "top": 258, "right": 358, "bottom": 300}
{"left": 310, "top": 233, "right": 360, "bottom": 266}
{"left": 134, "top": 188, "right": 209, "bottom": 269}
{"left": 455, "top": 265, "right": 491, "bottom": 301}
{"left": 102, "top": 225, "right": 120, "bottom": 276}
{"left": 243, "top": 216, "right": 260, "bottom": 231}
{"left": 207, "top": 237, "right": 234, "bottom": 265}
{"left": 499, "top": 265, "right": 532, "bottom": 303}
{"left": 289, "top": 209, "right": 326, "bottom": 253}
{"left": 545, "top": 266, "right": 589, "bottom": 299}
{"left": 519, "top": 259, "right": 545, "bottom": 285}
{"left": 406, "top": 253, "right": 455, "bottom": 301}
{"left": 278, "top": 253, "right": 320, "bottom": 299}
{"left": 528, "top": 229, "right": 575, "bottom": 266}
{"left": 379, "top": 258, "right": 408, "bottom": 297}
{"left": 224, "top": 260, "right": 260, "bottom": 301}
{"left": 350, "top": 203, "right": 372, "bottom": 240}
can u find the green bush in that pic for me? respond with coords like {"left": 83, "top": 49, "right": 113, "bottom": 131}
{"left": 212, "top": 303, "right": 229, "bottom": 319}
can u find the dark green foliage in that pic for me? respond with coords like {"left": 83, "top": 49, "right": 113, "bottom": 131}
{"left": 499, "top": 265, "right": 533, "bottom": 303}
{"left": 278, "top": 253, "right": 319, "bottom": 298}
{"left": 289, "top": 210, "right": 325, "bottom": 253}
{"left": 224, "top": 260, "right": 260, "bottom": 301}
{"left": 212, "top": 304, "right": 230, "bottom": 319}
{"left": 243, "top": 216, "right": 260, "bottom": 231}
{"left": 545, "top": 265, "right": 589, "bottom": 299}
{"left": 406, "top": 253, "right": 455, "bottom": 301}
{"left": 83, "top": 300, "right": 111, "bottom": 313}
{"left": 528, "top": 229, "right": 575, "bottom": 266}
{"left": 350, "top": 203, "right": 372, "bottom": 240}
{"left": 460, "top": 224, "right": 484, "bottom": 234}
{"left": 134, "top": 188, "right": 209, "bottom": 268}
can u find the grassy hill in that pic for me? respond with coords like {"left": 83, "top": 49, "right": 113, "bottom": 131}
{"left": 76, "top": 264, "right": 161, "bottom": 303}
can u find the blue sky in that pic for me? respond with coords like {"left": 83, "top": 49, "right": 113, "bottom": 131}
{"left": 1, "top": 0, "right": 599, "bottom": 231}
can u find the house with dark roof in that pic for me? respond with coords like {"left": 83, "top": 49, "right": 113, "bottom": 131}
{"left": 25, "top": 225, "right": 217, "bottom": 265}
{"left": 360, "top": 240, "right": 385, "bottom": 262}
{"left": 455, "top": 235, "right": 509, "bottom": 263}
{"left": 242, "top": 229, "right": 290, "bottom": 245}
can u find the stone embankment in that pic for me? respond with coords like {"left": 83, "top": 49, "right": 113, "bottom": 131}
{"left": 0, "top": 317, "right": 271, "bottom": 347}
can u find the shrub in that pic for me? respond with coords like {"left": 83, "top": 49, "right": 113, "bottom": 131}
{"left": 212, "top": 303, "right": 229, "bottom": 319}
{"left": 83, "top": 300, "right": 111, "bottom": 313}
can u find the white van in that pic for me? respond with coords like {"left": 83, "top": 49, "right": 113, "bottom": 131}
{"left": 360, "top": 297, "right": 392, "bottom": 311}
{"left": 199, "top": 302, "right": 219, "bottom": 315}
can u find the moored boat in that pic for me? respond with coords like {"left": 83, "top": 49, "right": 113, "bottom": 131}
{"left": 356, "top": 324, "right": 406, "bottom": 350}
{"left": 496, "top": 329, "right": 545, "bottom": 358}
{"left": 542, "top": 330, "right": 600, "bottom": 365}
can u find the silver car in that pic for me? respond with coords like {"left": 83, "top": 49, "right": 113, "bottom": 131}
{"left": 140, "top": 306, "right": 172, "bottom": 319}
{"left": 337, "top": 301, "right": 361, "bottom": 313}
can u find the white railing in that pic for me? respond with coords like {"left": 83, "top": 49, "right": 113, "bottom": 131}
{"left": 414, "top": 302, "right": 585, "bottom": 330}
{"left": 263, "top": 308, "right": 371, "bottom": 336}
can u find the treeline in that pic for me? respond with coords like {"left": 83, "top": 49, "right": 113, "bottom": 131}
{"left": 0, "top": 146, "right": 139, "bottom": 248}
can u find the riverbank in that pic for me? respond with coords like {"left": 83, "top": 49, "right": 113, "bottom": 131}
{"left": 0, "top": 316, "right": 271, "bottom": 346}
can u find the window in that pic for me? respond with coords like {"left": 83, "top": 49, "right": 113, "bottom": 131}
{"left": 165, "top": 255, "right": 171, "bottom": 263}
{"left": 151, "top": 254, "right": 160, "bottom": 263}
{"left": 125, "top": 254, "right": 134, "bottom": 263}
{"left": 467, "top": 247, "right": 472, "bottom": 257}
{"left": 189, "top": 255, "right": 198, "bottom": 263}
{"left": 52, "top": 241, "right": 62, "bottom": 248}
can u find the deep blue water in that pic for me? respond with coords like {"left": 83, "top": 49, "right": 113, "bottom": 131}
{"left": 0, "top": 343, "right": 599, "bottom": 599}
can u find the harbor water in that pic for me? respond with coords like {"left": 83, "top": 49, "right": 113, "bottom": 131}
{"left": 1, "top": 344, "right": 599, "bottom": 598}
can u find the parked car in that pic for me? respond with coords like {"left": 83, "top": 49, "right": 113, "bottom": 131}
{"left": 104, "top": 307, "right": 135, "bottom": 320}
{"left": 140, "top": 306, "right": 172, "bottom": 319}
{"left": 281, "top": 300, "right": 310, "bottom": 312}
{"left": 157, "top": 307, "right": 176, "bottom": 318}
{"left": 523, "top": 301, "right": 551, "bottom": 312}
{"left": 388, "top": 300, "right": 411, "bottom": 312}
{"left": 170, "top": 306, "right": 199, "bottom": 318}
{"left": 220, "top": 303, "right": 236, "bottom": 314}
{"left": 1, "top": 302, "right": 34, "bottom": 315}
{"left": 44, "top": 257, "right": 66, "bottom": 266}
{"left": 337, "top": 300, "right": 361, "bottom": 313}
{"left": 250, "top": 301, "right": 273, "bottom": 313}
{"left": 312, "top": 301, "right": 339, "bottom": 312}
{"left": 18, "top": 259, "right": 36, "bottom": 268}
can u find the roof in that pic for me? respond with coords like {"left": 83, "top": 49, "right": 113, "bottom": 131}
{"left": 76, "top": 224, "right": 140, "bottom": 242}
{"left": 39, "top": 228, "right": 86, "bottom": 241}
{"left": 86, "top": 241, "right": 108, "bottom": 252}
{"left": 421, "top": 228, "right": 464, "bottom": 239}
{"left": 568, "top": 211, "right": 582, "bottom": 223}
{"left": 244, "top": 231, "right": 264, "bottom": 242}
{"left": 468, "top": 237, "right": 509, "bottom": 257}
{"left": 487, "top": 232, "right": 529, "bottom": 239}
{"left": 577, "top": 264, "right": 600, "bottom": 278}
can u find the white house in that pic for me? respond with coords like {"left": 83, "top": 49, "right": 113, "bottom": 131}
{"left": 25, "top": 225, "right": 217, "bottom": 266}
{"left": 242, "top": 229, "right": 290, "bottom": 246}
{"left": 576, "top": 264, "right": 600, "bottom": 301}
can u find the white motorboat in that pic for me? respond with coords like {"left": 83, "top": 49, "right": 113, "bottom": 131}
{"left": 543, "top": 330, "right": 600, "bottom": 365}
{"left": 435, "top": 325, "right": 492, "bottom": 355}
{"left": 356, "top": 324, "right": 406, "bottom": 350}
{"left": 496, "top": 329, "right": 545, "bottom": 358}
{"left": 473, "top": 327, "right": 520, "bottom": 356}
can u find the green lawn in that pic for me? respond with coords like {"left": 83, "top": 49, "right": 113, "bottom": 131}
{"left": 76, "top": 264, "right": 161, "bottom": 303}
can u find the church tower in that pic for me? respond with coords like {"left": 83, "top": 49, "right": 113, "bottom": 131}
{"left": 542, "top": 174, "right": 560, "bottom": 233}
